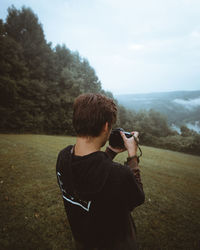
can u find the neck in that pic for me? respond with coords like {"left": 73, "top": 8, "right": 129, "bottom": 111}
{"left": 74, "top": 136, "right": 102, "bottom": 156}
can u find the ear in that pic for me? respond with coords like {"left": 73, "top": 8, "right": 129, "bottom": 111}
{"left": 102, "top": 122, "right": 109, "bottom": 133}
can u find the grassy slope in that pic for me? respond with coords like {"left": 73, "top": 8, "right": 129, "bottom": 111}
{"left": 0, "top": 134, "right": 199, "bottom": 250}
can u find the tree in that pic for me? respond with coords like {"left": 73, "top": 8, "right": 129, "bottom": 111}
{"left": 5, "top": 5, "right": 51, "bottom": 80}
{"left": 180, "top": 125, "right": 196, "bottom": 137}
{"left": 0, "top": 18, "right": 29, "bottom": 131}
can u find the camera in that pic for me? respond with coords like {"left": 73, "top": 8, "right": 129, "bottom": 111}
{"left": 109, "top": 128, "right": 133, "bottom": 149}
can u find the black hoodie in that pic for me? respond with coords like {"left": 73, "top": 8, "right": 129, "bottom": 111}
{"left": 56, "top": 145, "right": 145, "bottom": 250}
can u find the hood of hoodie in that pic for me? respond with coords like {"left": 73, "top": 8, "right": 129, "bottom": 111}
{"left": 57, "top": 145, "right": 112, "bottom": 200}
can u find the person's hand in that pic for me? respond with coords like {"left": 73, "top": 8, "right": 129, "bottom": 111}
{"left": 108, "top": 144, "right": 126, "bottom": 154}
{"left": 120, "top": 131, "right": 139, "bottom": 157}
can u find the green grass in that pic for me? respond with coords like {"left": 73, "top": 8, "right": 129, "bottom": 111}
{"left": 0, "top": 134, "right": 200, "bottom": 250}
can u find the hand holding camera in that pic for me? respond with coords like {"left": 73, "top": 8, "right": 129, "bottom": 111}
{"left": 120, "top": 130, "right": 139, "bottom": 157}
{"left": 108, "top": 128, "right": 140, "bottom": 157}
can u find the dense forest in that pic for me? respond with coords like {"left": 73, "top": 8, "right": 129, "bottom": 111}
{"left": 0, "top": 6, "right": 199, "bottom": 155}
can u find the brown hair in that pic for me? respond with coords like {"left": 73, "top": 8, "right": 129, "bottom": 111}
{"left": 73, "top": 93, "right": 117, "bottom": 137}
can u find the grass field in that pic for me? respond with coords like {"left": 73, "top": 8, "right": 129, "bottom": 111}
{"left": 0, "top": 134, "right": 200, "bottom": 250}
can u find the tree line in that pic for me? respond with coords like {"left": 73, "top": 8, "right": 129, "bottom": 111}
{"left": 0, "top": 6, "right": 199, "bottom": 155}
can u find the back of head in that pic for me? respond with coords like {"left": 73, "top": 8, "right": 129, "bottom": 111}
{"left": 73, "top": 93, "right": 117, "bottom": 137}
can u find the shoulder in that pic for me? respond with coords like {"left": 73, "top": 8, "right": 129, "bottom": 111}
{"left": 56, "top": 145, "right": 73, "bottom": 170}
{"left": 57, "top": 145, "right": 73, "bottom": 158}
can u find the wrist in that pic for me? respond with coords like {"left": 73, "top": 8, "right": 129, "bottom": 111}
{"left": 108, "top": 145, "right": 120, "bottom": 153}
{"left": 128, "top": 151, "right": 137, "bottom": 158}
{"left": 127, "top": 155, "right": 140, "bottom": 163}
{"left": 107, "top": 145, "right": 117, "bottom": 153}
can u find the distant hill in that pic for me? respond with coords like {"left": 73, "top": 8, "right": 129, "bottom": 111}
{"left": 115, "top": 90, "right": 200, "bottom": 133}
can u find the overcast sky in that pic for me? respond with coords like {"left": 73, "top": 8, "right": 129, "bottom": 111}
{"left": 1, "top": 0, "right": 200, "bottom": 95}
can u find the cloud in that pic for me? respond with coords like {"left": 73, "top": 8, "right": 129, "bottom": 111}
{"left": 173, "top": 97, "right": 200, "bottom": 109}
{"left": 190, "top": 30, "right": 200, "bottom": 38}
{"left": 129, "top": 44, "right": 144, "bottom": 51}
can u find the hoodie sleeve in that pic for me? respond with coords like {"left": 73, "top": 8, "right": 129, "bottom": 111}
{"left": 123, "top": 157, "right": 145, "bottom": 211}
{"left": 105, "top": 146, "right": 118, "bottom": 160}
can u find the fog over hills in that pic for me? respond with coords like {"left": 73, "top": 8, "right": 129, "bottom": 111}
{"left": 115, "top": 90, "right": 200, "bottom": 133}
{"left": 173, "top": 97, "right": 200, "bottom": 109}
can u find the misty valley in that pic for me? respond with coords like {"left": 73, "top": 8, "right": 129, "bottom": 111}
{"left": 116, "top": 90, "right": 200, "bottom": 133}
